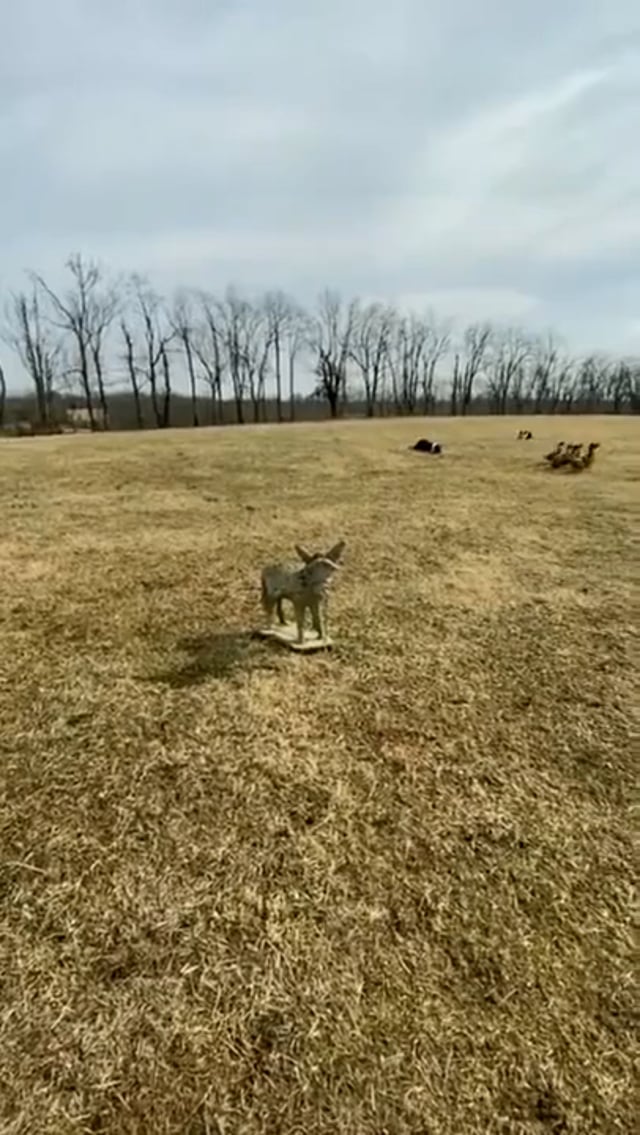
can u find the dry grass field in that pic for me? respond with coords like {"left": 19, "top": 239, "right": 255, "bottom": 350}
{"left": 0, "top": 416, "right": 637, "bottom": 1135}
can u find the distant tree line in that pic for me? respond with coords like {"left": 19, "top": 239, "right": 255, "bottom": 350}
{"left": 1, "top": 253, "right": 638, "bottom": 432}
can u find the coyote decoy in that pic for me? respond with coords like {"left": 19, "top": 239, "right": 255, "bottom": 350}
{"left": 261, "top": 541, "right": 345, "bottom": 639}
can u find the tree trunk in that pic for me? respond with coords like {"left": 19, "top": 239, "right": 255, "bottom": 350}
{"left": 148, "top": 364, "right": 162, "bottom": 427}
{"left": 159, "top": 343, "right": 172, "bottom": 428}
{"left": 122, "top": 326, "right": 144, "bottom": 429}
{"left": 251, "top": 389, "right": 261, "bottom": 423}
{"left": 274, "top": 327, "right": 283, "bottom": 422}
{"left": 78, "top": 339, "right": 96, "bottom": 429}
{"left": 92, "top": 344, "right": 110, "bottom": 429}
{"left": 184, "top": 336, "right": 199, "bottom": 427}
{"left": 450, "top": 355, "right": 460, "bottom": 416}
{"left": 327, "top": 389, "right": 339, "bottom": 418}
{"left": 18, "top": 297, "right": 49, "bottom": 426}
{"left": 289, "top": 352, "right": 296, "bottom": 421}
{"left": 0, "top": 362, "right": 6, "bottom": 428}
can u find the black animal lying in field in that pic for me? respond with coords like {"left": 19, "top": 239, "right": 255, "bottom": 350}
{"left": 411, "top": 438, "right": 442, "bottom": 454}
{"left": 516, "top": 429, "right": 533, "bottom": 440}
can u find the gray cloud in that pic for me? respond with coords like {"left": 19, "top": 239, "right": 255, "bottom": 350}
{"left": 2, "top": 0, "right": 640, "bottom": 387}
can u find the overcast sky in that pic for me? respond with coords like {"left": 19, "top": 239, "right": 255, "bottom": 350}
{"left": 2, "top": 0, "right": 639, "bottom": 388}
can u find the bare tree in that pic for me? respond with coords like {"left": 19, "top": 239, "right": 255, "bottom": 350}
{"left": 191, "top": 292, "right": 227, "bottom": 425}
{"left": 284, "top": 303, "right": 309, "bottom": 421}
{"left": 243, "top": 304, "right": 273, "bottom": 423}
{"left": 510, "top": 356, "right": 528, "bottom": 414}
{"left": 626, "top": 361, "right": 640, "bottom": 412}
{"left": 385, "top": 313, "right": 430, "bottom": 415}
{"left": 402, "top": 315, "right": 426, "bottom": 414}
{"left": 421, "top": 317, "right": 451, "bottom": 415}
{"left": 449, "top": 356, "right": 461, "bottom": 417}
{"left": 216, "top": 289, "right": 260, "bottom": 424}
{"left": 309, "top": 291, "right": 357, "bottom": 418}
{"left": 33, "top": 254, "right": 118, "bottom": 429}
{"left": 170, "top": 290, "right": 199, "bottom": 427}
{"left": 575, "top": 355, "right": 609, "bottom": 412}
{"left": 525, "top": 333, "right": 560, "bottom": 413}
{"left": 349, "top": 302, "right": 395, "bottom": 416}
{"left": 89, "top": 294, "right": 119, "bottom": 429}
{"left": 486, "top": 327, "right": 529, "bottom": 414}
{"left": 123, "top": 276, "right": 174, "bottom": 428}
{"left": 0, "top": 360, "right": 6, "bottom": 428}
{"left": 120, "top": 319, "right": 145, "bottom": 429}
{"left": 451, "top": 323, "right": 493, "bottom": 415}
{"left": 557, "top": 361, "right": 578, "bottom": 413}
{"left": 606, "top": 360, "right": 629, "bottom": 414}
{"left": 3, "top": 288, "right": 60, "bottom": 426}
{"left": 605, "top": 358, "right": 640, "bottom": 413}
{"left": 159, "top": 339, "right": 172, "bottom": 428}
{"left": 263, "top": 291, "right": 297, "bottom": 422}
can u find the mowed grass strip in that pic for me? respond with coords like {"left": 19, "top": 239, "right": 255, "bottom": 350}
{"left": 0, "top": 416, "right": 637, "bottom": 1134}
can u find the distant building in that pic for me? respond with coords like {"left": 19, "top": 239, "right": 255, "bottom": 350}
{"left": 66, "top": 405, "right": 108, "bottom": 430}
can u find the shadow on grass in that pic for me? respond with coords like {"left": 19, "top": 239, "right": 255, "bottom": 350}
{"left": 149, "top": 629, "right": 278, "bottom": 688}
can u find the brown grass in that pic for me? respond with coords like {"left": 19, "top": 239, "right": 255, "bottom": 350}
{"left": 0, "top": 416, "right": 637, "bottom": 1134}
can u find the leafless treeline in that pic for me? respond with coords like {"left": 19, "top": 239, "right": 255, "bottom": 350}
{"left": 2, "top": 253, "right": 639, "bottom": 431}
